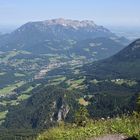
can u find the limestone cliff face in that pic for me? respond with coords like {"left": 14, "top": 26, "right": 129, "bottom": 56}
{"left": 57, "top": 104, "right": 70, "bottom": 121}
{"left": 51, "top": 97, "right": 70, "bottom": 122}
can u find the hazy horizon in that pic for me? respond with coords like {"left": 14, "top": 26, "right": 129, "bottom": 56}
{"left": 0, "top": 0, "right": 140, "bottom": 26}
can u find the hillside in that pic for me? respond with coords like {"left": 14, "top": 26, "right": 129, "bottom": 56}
{"left": 70, "top": 37, "right": 124, "bottom": 60}
{"left": 82, "top": 39, "right": 140, "bottom": 80}
{"left": 2, "top": 82, "right": 139, "bottom": 129}
{"left": 3, "top": 86, "right": 81, "bottom": 129}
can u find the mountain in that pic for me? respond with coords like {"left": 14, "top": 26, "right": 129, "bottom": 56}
{"left": 0, "top": 18, "right": 127, "bottom": 55}
{"left": 112, "top": 39, "right": 140, "bottom": 60}
{"left": 0, "top": 18, "right": 115, "bottom": 46}
{"left": 82, "top": 39, "right": 140, "bottom": 80}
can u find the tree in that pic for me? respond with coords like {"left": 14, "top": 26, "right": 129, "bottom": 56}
{"left": 74, "top": 106, "right": 89, "bottom": 127}
{"left": 137, "top": 95, "right": 140, "bottom": 113}
{"left": 134, "top": 94, "right": 140, "bottom": 118}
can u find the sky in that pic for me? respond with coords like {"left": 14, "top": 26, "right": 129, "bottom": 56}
{"left": 0, "top": 0, "right": 140, "bottom": 27}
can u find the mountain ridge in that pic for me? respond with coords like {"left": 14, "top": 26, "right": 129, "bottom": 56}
{"left": 81, "top": 39, "right": 140, "bottom": 80}
{"left": 20, "top": 18, "right": 107, "bottom": 30}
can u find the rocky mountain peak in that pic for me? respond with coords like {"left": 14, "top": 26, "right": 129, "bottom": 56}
{"left": 43, "top": 18, "right": 97, "bottom": 28}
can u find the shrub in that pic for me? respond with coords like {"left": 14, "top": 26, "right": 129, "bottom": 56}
{"left": 137, "top": 95, "right": 140, "bottom": 113}
{"left": 74, "top": 106, "right": 89, "bottom": 127}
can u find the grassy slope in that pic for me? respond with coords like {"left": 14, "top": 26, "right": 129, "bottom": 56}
{"left": 37, "top": 116, "right": 140, "bottom": 140}
{"left": 0, "top": 81, "right": 24, "bottom": 95}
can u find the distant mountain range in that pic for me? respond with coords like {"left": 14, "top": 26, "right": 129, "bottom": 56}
{"left": 0, "top": 18, "right": 129, "bottom": 60}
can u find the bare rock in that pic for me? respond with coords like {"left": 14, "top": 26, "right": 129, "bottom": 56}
{"left": 88, "top": 134, "right": 138, "bottom": 140}
{"left": 88, "top": 134, "right": 126, "bottom": 140}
